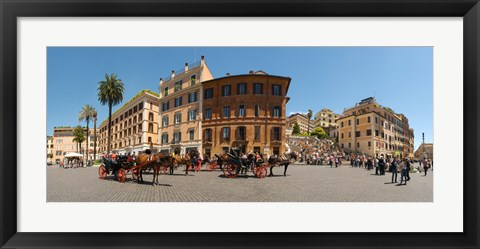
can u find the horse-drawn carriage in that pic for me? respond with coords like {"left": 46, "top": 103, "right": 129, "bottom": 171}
{"left": 98, "top": 152, "right": 176, "bottom": 184}
{"left": 221, "top": 147, "right": 298, "bottom": 178}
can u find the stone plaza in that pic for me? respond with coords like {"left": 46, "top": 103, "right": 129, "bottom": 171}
{"left": 47, "top": 163, "right": 433, "bottom": 202}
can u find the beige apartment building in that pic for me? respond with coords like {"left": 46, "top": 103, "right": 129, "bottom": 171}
{"left": 98, "top": 89, "right": 160, "bottom": 155}
{"left": 52, "top": 127, "right": 97, "bottom": 163}
{"left": 337, "top": 97, "right": 414, "bottom": 158}
{"left": 313, "top": 108, "right": 341, "bottom": 135}
{"left": 157, "top": 56, "right": 214, "bottom": 155}
{"left": 287, "top": 113, "right": 314, "bottom": 134}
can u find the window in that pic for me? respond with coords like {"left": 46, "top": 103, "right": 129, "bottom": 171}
{"left": 222, "top": 85, "right": 231, "bottom": 96}
{"left": 272, "top": 84, "right": 281, "bottom": 96}
{"left": 253, "top": 83, "right": 263, "bottom": 94}
{"left": 174, "top": 113, "right": 181, "bottom": 124}
{"left": 375, "top": 130, "right": 379, "bottom": 136}
{"left": 357, "top": 142, "right": 360, "bottom": 148}
{"left": 188, "top": 92, "right": 197, "bottom": 103}
{"left": 356, "top": 119, "right": 359, "bottom": 125}
{"left": 128, "top": 119, "right": 131, "bottom": 126}
{"left": 138, "top": 124, "right": 142, "bottom": 132}
{"left": 273, "top": 106, "right": 281, "bottom": 117}
{"left": 148, "top": 112, "right": 154, "bottom": 121}
{"left": 163, "top": 87, "right": 169, "bottom": 97}
{"left": 162, "top": 116, "right": 169, "bottom": 127}
{"left": 174, "top": 97, "right": 183, "bottom": 107}
{"left": 341, "top": 133, "right": 344, "bottom": 139}
{"left": 138, "top": 113, "right": 143, "bottom": 121}
{"left": 120, "top": 114, "right": 123, "bottom": 121}
{"left": 139, "top": 102, "right": 143, "bottom": 110}
{"left": 222, "top": 127, "right": 230, "bottom": 141}
{"left": 205, "top": 129, "right": 212, "bottom": 142}
{"left": 255, "top": 105, "right": 260, "bottom": 117}
{"left": 188, "top": 109, "right": 197, "bottom": 121}
{"left": 356, "top": 131, "right": 360, "bottom": 137}
{"left": 223, "top": 106, "right": 230, "bottom": 118}
{"left": 148, "top": 137, "right": 152, "bottom": 143}
{"left": 375, "top": 117, "right": 378, "bottom": 124}
{"left": 348, "top": 143, "right": 351, "bottom": 148}
{"left": 188, "top": 129, "right": 195, "bottom": 141}
{"left": 204, "top": 88, "right": 213, "bottom": 99}
{"left": 129, "top": 109, "right": 132, "bottom": 116}
{"left": 238, "top": 105, "right": 245, "bottom": 117}
{"left": 237, "top": 83, "right": 247, "bottom": 94}
{"left": 162, "top": 101, "right": 170, "bottom": 111}
{"left": 341, "top": 121, "right": 344, "bottom": 127}
{"left": 254, "top": 126, "right": 261, "bottom": 141}
{"left": 237, "top": 126, "right": 246, "bottom": 140}
{"left": 174, "top": 132, "right": 181, "bottom": 144}
{"left": 133, "top": 126, "right": 136, "bottom": 134}
{"left": 367, "top": 129, "right": 372, "bottom": 136}
{"left": 190, "top": 75, "right": 196, "bottom": 86}
{"left": 348, "top": 120, "right": 351, "bottom": 126}
{"left": 348, "top": 131, "right": 351, "bottom": 138}
{"left": 341, "top": 144, "right": 344, "bottom": 149}
{"left": 205, "top": 108, "right": 212, "bottom": 119}
{"left": 174, "top": 80, "right": 182, "bottom": 92}
{"left": 368, "top": 116, "right": 371, "bottom": 123}
{"left": 162, "top": 133, "right": 168, "bottom": 144}
{"left": 273, "top": 127, "right": 281, "bottom": 140}
{"left": 134, "top": 106, "right": 137, "bottom": 113}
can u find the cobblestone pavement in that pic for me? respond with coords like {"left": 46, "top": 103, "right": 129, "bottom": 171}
{"left": 47, "top": 163, "right": 433, "bottom": 202}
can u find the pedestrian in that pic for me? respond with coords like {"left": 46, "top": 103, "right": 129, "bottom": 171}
{"left": 335, "top": 157, "right": 338, "bottom": 168}
{"left": 378, "top": 156, "right": 385, "bottom": 175}
{"left": 390, "top": 158, "right": 398, "bottom": 183}
{"left": 400, "top": 160, "right": 408, "bottom": 185}
{"left": 406, "top": 158, "right": 411, "bottom": 181}
{"left": 375, "top": 156, "right": 379, "bottom": 174}
{"left": 423, "top": 158, "right": 429, "bottom": 176}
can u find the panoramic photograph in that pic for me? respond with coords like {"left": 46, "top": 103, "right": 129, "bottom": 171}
{"left": 46, "top": 47, "right": 433, "bottom": 202}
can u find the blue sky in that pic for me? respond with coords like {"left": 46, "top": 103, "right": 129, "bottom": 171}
{"left": 47, "top": 47, "right": 433, "bottom": 149}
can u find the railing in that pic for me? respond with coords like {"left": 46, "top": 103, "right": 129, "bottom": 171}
{"left": 161, "top": 60, "right": 202, "bottom": 84}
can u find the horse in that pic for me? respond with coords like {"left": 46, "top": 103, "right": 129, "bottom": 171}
{"left": 267, "top": 151, "right": 299, "bottom": 176}
{"left": 186, "top": 149, "right": 202, "bottom": 173}
{"left": 135, "top": 152, "right": 174, "bottom": 185}
{"left": 173, "top": 154, "right": 192, "bottom": 175}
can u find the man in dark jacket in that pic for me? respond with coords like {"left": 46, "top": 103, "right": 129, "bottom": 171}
{"left": 378, "top": 157, "right": 385, "bottom": 175}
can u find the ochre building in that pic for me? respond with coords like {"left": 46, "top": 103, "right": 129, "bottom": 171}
{"left": 201, "top": 70, "right": 291, "bottom": 157}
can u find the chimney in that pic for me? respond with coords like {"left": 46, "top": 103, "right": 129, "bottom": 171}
{"left": 226, "top": 73, "right": 230, "bottom": 77}
{"left": 159, "top": 78, "right": 163, "bottom": 85}
{"left": 185, "top": 63, "right": 189, "bottom": 72}
{"left": 201, "top": 55, "right": 205, "bottom": 66}
{"left": 249, "top": 69, "right": 254, "bottom": 75}
{"left": 171, "top": 70, "right": 175, "bottom": 78}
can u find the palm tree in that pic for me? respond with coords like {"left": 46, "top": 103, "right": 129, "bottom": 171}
{"left": 72, "top": 126, "right": 86, "bottom": 153}
{"left": 79, "top": 105, "right": 96, "bottom": 163}
{"left": 97, "top": 73, "right": 125, "bottom": 154}
{"left": 307, "top": 109, "right": 313, "bottom": 135}
{"left": 92, "top": 109, "right": 98, "bottom": 161}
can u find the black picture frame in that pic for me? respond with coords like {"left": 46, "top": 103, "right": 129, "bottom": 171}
{"left": 1, "top": 0, "right": 478, "bottom": 248}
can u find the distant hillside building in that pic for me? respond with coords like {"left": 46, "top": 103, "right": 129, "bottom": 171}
{"left": 52, "top": 127, "right": 97, "bottom": 163}
{"left": 414, "top": 143, "right": 433, "bottom": 160}
{"left": 287, "top": 113, "right": 314, "bottom": 134}
{"left": 336, "top": 97, "right": 415, "bottom": 158}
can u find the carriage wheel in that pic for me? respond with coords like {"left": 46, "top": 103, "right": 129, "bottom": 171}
{"left": 98, "top": 165, "right": 107, "bottom": 179}
{"left": 132, "top": 168, "right": 140, "bottom": 181}
{"left": 223, "top": 161, "right": 238, "bottom": 178}
{"left": 255, "top": 165, "right": 268, "bottom": 179}
{"left": 117, "top": 168, "right": 126, "bottom": 183}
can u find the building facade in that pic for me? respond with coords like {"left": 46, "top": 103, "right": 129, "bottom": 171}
{"left": 201, "top": 70, "right": 291, "bottom": 157}
{"left": 47, "top": 136, "right": 54, "bottom": 163}
{"left": 157, "top": 56, "right": 214, "bottom": 155}
{"left": 287, "top": 113, "right": 314, "bottom": 134}
{"left": 313, "top": 108, "right": 340, "bottom": 129}
{"left": 52, "top": 127, "right": 96, "bottom": 163}
{"left": 336, "top": 97, "right": 414, "bottom": 158}
{"left": 98, "top": 90, "right": 160, "bottom": 155}
{"left": 414, "top": 143, "right": 433, "bottom": 160}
